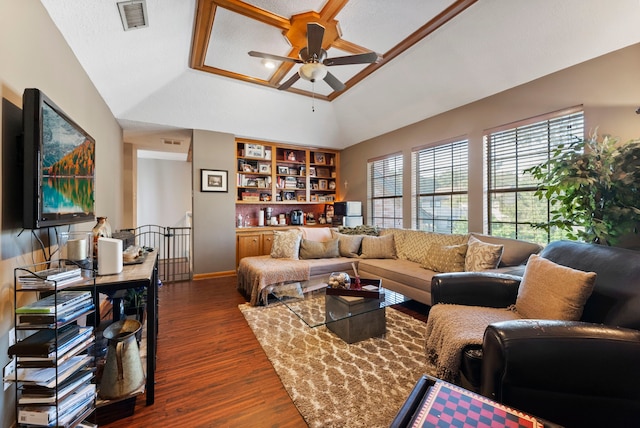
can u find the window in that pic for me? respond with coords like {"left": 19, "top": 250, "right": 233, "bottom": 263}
{"left": 485, "top": 107, "right": 584, "bottom": 243}
{"left": 412, "top": 139, "right": 468, "bottom": 233}
{"left": 368, "top": 154, "right": 403, "bottom": 228}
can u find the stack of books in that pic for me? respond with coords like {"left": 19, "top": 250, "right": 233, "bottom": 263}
{"left": 15, "top": 291, "right": 94, "bottom": 328}
{"left": 18, "top": 266, "right": 83, "bottom": 290}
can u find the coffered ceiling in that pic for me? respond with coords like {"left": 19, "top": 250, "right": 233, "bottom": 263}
{"left": 40, "top": 0, "right": 640, "bottom": 153}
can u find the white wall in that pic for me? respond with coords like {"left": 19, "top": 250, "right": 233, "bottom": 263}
{"left": 137, "top": 158, "right": 192, "bottom": 227}
{"left": 0, "top": 1, "right": 123, "bottom": 424}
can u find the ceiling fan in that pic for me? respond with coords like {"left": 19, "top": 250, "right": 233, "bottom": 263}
{"left": 249, "top": 22, "right": 378, "bottom": 92}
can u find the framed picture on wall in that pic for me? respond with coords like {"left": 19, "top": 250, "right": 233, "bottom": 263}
{"left": 201, "top": 169, "right": 228, "bottom": 192}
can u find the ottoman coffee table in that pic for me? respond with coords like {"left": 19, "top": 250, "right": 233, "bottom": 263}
{"left": 270, "top": 280, "right": 408, "bottom": 343}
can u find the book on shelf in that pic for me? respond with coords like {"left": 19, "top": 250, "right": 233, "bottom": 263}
{"left": 18, "top": 267, "right": 81, "bottom": 283}
{"left": 16, "top": 328, "right": 94, "bottom": 367}
{"left": 19, "top": 369, "right": 93, "bottom": 404}
{"left": 16, "top": 291, "right": 92, "bottom": 314}
{"left": 16, "top": 355, "right": 92, "bottom": 388}
{"left": 18, "top": 275, "right": 85, "bottom": 290}
{"left": 9, "top": 323, "right": 80, "bottom": 357}
{"left": 17, "top": 303, "right": 95, "bottom": 329}
{"left": 18, "top": 383, "right": 96, "bottom": 426}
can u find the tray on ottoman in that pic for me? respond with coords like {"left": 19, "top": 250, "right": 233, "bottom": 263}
{"left": 325, "top": 278, "right": 382, "bottom": 298}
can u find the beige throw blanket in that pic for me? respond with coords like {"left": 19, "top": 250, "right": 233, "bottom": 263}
{"left": 425, "top": 304, "right": 520, "bottom": 383}
{"left": 238, "top": 255, "right": 311, "bottom": 305}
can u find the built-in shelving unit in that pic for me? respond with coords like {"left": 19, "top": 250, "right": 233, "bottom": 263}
{"left": 236, "top": 139, "right": 339, "bottom": 205}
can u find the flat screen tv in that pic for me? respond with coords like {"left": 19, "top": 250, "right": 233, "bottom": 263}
{"left": 22, "top": 88, "right": 95, "bottom": 229}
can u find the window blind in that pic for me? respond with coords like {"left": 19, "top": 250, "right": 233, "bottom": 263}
{"left": 368, "top": 154, "right": 403, "bottom": 228}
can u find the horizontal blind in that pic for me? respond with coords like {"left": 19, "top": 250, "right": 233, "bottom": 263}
{"left": 368, "top": 154, "right": 403, "bottom": 228}
{"left": 414, "top": 139, "right": 468, "bottom": 233}
{"left": 486, "top": 110, "right": 584, "bottom": 242}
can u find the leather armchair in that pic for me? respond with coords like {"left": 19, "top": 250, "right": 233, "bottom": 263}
{"left": 430, "top": 240, "right": 640, "bottom": 427}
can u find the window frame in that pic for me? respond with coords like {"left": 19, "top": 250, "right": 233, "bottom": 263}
{"left": 484, "top": 106, "right": 584, "bottom": 243}
{"left": 411, "top": 137, "right": 469, "bottom": 234}
{"left": 367, "top": 152, "right": 404, "bottom": 228}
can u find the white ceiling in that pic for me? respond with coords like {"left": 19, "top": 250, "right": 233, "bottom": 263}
{"left": 40, "top": 0, "right": 640, "bottom": 154}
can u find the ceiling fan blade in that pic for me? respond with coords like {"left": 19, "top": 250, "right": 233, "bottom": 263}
{"left": 278, "top": 73, "right": 300, "bottom": 90}
{"left": 323, "top": 71, "right": 345, "bottom": 92}
{"left": 307, "top": 23, "right": 325, "bottom": 59}
{"left": 248, "top": 51, "right": 301, "bottom": 64}
{"left": 324, "top": 51, "right": 379, "bottom": 66}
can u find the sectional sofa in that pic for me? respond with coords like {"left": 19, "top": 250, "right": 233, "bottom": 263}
{"left": 237, "top": 226, "right": 542, "bottom": 306}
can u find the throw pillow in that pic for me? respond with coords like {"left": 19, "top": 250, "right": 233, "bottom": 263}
{"left": 331, "top": 231, "right": 363, "bottom": 257}
{"left": 338, "top": 225, "right": 379, "bottom": 236}
{"left": 300, "top": 227, "right": 333, "bottom": 242}
{"left": 465, "top": 235, "right": 504, "bottom": 271}
{"left": 360, "top": 234, "right": 396, "bottom": 259}
{"left": 299, "top": 238, "right": 340, "bottom": 259}
{"left": 421, "top": 244, "right": 467, "bottom": 273}
{"left": 515, "top": 254, "right": 597, "bottom": 320}
{"left": 270, "top": 229, "right": 302, "bottom": 259}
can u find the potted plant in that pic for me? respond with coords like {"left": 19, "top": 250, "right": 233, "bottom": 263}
{"left": 526, "top": 132, "right": 640, "bottom": 245}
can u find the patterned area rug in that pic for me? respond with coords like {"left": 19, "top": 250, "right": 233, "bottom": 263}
{"left": 239, "top": 302, "right": 435, "bottom": 427}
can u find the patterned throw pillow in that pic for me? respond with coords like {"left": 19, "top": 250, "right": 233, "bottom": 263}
{"left": 421, "top": 244, "right": 468, "bottom": 272}
{"left": 270, "top": 229, "right": 302, "bottom": 259}
{"left": 360, "top": 234, "right": 396, "bottom": 259}
{"left": 299, "top": 238, "right": 339, "bottom": 259}
{"left": 465, "top": 235, "right": 504, "bottom": 271}
{"left": 391, "top": 230, "right": 468, "bottom": 263}
{"left": 516, "top": 255, "right": 596, "bottom": 320}
{"left": 331, "top": 231, "right": 363, "bottom": 257}
{"left": 338, "top": 225, "right": 379, "bottom": 236}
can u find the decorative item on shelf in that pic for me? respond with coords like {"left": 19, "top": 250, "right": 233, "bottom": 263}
{"left": 306, "top": 212, "right": 316, "bottom": 224}
{"left": 99, "top": 319, "right": 145, "bottom": 400}
{"left": 286, "top": 151, "right": 296, "bottom": 161}
{"left": 328, "top": 272, "right": 351, "bottom": 289}
{"left": 92, "top": 216, "right": 112, "bottom": 257}
{"left": 245, "top": 143, "right": 264, "bottom": 158}
{"left": 60, "top": 231, "right": 93, "bottom": 266}
{"left": 318, "top": 213, "right": 326, "bottom": 224}
{"left": 325, "top": 204, "right": 334, "bottom": 224}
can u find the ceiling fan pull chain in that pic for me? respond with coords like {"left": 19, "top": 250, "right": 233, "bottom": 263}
{"left": 312, "top": 81, "right": 316, "bottom": 112}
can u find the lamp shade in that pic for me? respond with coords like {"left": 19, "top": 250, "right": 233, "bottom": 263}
{"left": 299, "top": 62, "right": 327, "bottom": 82}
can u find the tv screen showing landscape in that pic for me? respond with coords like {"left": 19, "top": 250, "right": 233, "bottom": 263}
{"left": 41, "top": 101, "right": 95, "bottom": 216}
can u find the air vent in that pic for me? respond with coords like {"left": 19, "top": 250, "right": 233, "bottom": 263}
{"left": 163, "top": 139, "right": 182, "bottom": 146}
{"left": 118, "top": 0, "right": 148, "bottom": 31}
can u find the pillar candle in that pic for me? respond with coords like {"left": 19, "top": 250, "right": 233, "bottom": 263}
{"left": 258, "top": 210, "right": 265, "bottom": 226}
{"left": 67, "top": 238, "right": 87, "bottom": 260}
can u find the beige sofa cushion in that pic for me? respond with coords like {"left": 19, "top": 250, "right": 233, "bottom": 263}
{"left": 382, "top": 229, "right": 468, "bottom": 263}
{"left": 358, "top": 258, "right": 437, "bottom": 292}
{"left": 470, "top": 233, "right": 542, "bottom": 267}
{"left": 299, "top": 238, "right": 339, "bottom": 259}
{"left": 300, "top": 227, "right": 333, "bottom": 242}
{"left": 360, "top": 234, "right": 396, "bottom": 259}
{"left": 421, "top": 243, "right": 467, "bottom": 273}
{"left": 516, "top": 254, "right": 597, "bottom": 320}
{"left": 270, "top": 229, "right": 302, "bottom": 259}
{"left": 331, "top": 230, "right": 363, "bottom": 257}
{"left": 465, "top": 235, "right": 504, "bottom": 271}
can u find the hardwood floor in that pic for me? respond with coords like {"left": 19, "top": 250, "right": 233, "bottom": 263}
{"left": 99, "top": 276, "right": 307, "bottom": 428}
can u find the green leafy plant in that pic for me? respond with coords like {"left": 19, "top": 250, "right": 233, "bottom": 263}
{"left": 526, "top": 132, "right": 640, "bottom": 245}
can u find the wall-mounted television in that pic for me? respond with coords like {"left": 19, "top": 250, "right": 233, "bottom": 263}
{"left": 22, "top": 88, "right": 95, "bottom": 229}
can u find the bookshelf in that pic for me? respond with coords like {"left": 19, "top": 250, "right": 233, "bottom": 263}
{"left": 10, "top": 260, "right": 97, "bottom": 428}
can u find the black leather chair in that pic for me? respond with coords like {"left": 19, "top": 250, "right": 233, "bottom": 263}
{"left": 431, "top": 240, "right": 640, "bottom": 427}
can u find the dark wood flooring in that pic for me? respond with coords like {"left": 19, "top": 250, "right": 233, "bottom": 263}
{"left": 98, "top": 276, "right": 430, "bottom": 428}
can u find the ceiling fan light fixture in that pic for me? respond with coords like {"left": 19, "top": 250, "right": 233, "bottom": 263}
{"left": 261, "top": 59, "right": 276, "bottom": 69}
{"left": 299, "top": 62, "right": 327, "bottom": 82}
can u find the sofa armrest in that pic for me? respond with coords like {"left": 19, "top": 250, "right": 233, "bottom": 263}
{"left": 482, "top": 319, "right": 640, "bottom": 426}
{"left": 431, "top": 272, "right": 521, "bottom": 307}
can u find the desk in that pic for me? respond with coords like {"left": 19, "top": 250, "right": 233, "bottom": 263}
{"left": 78, "top": 250, "right": 158, "bottom": 406}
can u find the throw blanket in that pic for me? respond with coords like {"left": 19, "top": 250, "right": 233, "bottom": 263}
{"left": 238, "top": 255, "right": 310, "bottom": 305}
{"left": 425, "top": 304, "right": 520, "bottom": 382}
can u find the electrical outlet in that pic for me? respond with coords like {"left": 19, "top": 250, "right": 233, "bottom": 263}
{"left": 4, "top": 358, "right": 16, "bottom": 391}
{"left": 8, "top": 327, "right": 15, "bottom": 347}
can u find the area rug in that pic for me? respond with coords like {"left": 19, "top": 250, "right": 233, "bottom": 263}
{"left": 239, "top": 301, "right": 435, "bottom": 427}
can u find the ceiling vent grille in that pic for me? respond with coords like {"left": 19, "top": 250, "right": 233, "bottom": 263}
{"left": 118, "top": 0, "right": 148, "bottom": 31}
{"left": 163, "top": 139, "right": 182, "bottom": 146}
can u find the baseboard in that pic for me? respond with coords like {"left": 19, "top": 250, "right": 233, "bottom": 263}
{"left": 193, "top": 270, "right": 236, "bottom": 280}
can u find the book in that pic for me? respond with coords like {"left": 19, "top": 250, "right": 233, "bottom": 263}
{"left": 19, "top": 370, "right": 93, "bottom": 404}
{"left": 17, "top": 303, "right": 95, "bottom": 329}
{"left": 9, "top": 324, "right": 80, "bottom": 357}
{"left": 16, "top": 291, "right": 92, "bottom": 314}
{"left": 16, "top": 355, "right": 92, "bottom": 388}
{"left": 18, "top": 383, "right": 95, "bottom": 426}
{"left": 18, "top": 267, "right": 81, "bottom": 282}
{"left": 18, "top": 275, "right": 84, "bottom": 291}
{"left": 17, "top": 329, "right": 94, "bottom": 366}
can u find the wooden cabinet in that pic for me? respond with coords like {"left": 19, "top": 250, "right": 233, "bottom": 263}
{"left": 236, "top": 139, "right": 339, "bottom": 204}
{"left": 236, "top": 229, "right": 277, "bottom": 266}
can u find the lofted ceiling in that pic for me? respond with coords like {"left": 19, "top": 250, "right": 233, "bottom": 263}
{"left": 40, "top": 0, "right": 640, "bottom": 155}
